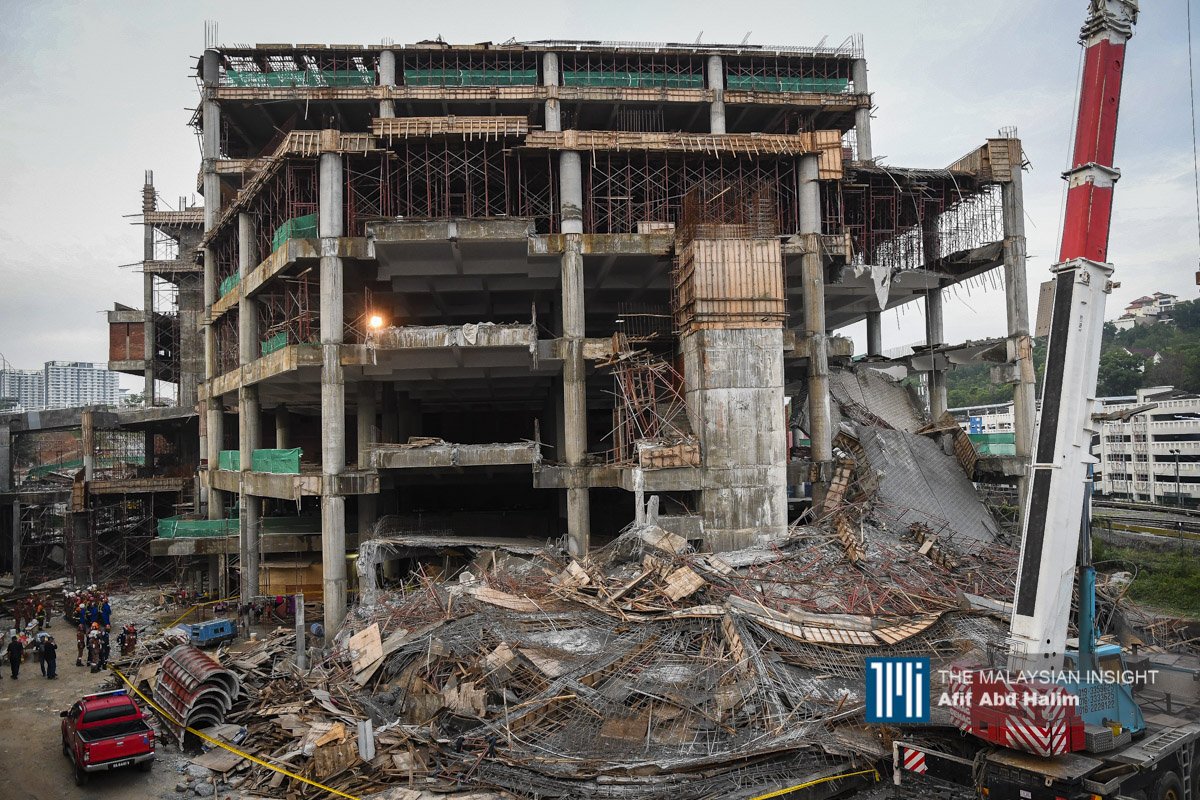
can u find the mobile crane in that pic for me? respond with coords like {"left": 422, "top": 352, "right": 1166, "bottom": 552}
{"left": 895, "top": 2, "right": 1200, "bottom": 798}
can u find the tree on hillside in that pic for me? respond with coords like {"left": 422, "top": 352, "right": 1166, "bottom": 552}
{"left": 1097, "top": 348, "right": 1145, "bottom": 396}
{"left": 1171, "top": 299, "right": 1200, "bottom": 332}
{"left": 1144, "top": 343, "right": 1200, "bottom": 392}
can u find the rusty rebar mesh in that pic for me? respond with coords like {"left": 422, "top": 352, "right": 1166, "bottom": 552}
{"left": 600, "top": 342, "right": 692, "bottom": 465}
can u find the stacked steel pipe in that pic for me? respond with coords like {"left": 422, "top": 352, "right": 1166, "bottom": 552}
{"left": 154, "top": 644, "right": 241, "bottom": 743}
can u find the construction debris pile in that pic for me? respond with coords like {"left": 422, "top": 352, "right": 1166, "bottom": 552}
{"left": 174, "top": 513, "right": 1014, "bottom": 800}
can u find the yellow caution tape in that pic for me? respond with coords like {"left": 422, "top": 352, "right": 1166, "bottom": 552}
{"left": 164, "top": 595, "right": 238, "bottom": 628}
{"left": 109, "top": 665, "right": 362, "bottom": 800}
{"left": 748, "top": 767, "right": 880, "bottom": 800}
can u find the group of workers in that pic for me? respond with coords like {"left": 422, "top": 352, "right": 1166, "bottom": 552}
{"left": 6, "top": 630, "right": 58, "bottom": 680}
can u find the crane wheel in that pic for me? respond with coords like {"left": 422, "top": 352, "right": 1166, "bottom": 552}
{"left": 1153, "top": 771, "right": 1184, "bottom": 800}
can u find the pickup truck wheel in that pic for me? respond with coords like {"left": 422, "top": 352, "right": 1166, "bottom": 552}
{"left": 1153, "top": 771, "right": 1184, "bottom": 800}
{"left": 138, "top": 759, "right": 153, "bottom": 772}
{"left": 73, "top": 765, "right": 88, "bottom": 786}
{"left": 61, "top": 739, "right": 69, "bottom": 758}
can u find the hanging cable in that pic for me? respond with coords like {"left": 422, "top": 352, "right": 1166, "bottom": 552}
{"left": 1187, "top": 0, "right": 1200, "bottom": 263}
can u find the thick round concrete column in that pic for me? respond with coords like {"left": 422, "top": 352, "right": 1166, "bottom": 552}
{"left": 866, "top": 311, "right": 882, "bottom": 356}
{"left": 143, "top": 171, "right": 156, "bottom": 403}
{"left": 202, "top": 47, "right": 224, "bottom": 520}
{"left": 378, "top": 50, "right": 396, "bottom": 119}
{"left": 925, "top": 288, "right": 947, "bottom": 418}
{"left": 275, "top": 404, "right": 290, "bottom": 449}
{"left": 707, "top": 55, "right": 726, "bottom": 135}
{"left": 558, "top": 150, "right": 589, "bottom": 556}
{"left": 852, "top": 58, "right": 872, "bottom": 161}
{"left": 357, "top": 381, "right": 379, "bottom": 538}
{"left": 319, "top": 150, "right": 348, "bottom": 633}
{"left": 237, "top": 210, "right": 261, "bottom": 605}
{"left": 1002, "top": 161, "right": 1035, "bottom": 507}
{"left": 543, "top": 52, "right": 562, "bottom": 132}
{"left": 799, "top": 155, "right": 832, "bottom": 505}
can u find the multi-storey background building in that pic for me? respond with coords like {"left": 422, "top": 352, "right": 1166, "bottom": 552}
{"left": 1096, "top": 387, "right": 1200, "bottom": 507}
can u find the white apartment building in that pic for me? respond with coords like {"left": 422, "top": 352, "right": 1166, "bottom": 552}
{"left": 0, "top": 368, "right": 45, "bottom": 412}
{"left": 1095, "top": 386, "right": 1200, "bottom": 508}
{"left": 41, "top": 362, "right": 120, "bottom": 409}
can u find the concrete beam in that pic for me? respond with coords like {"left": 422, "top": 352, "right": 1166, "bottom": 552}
{"left": 370, "top": 441, "right": 538, "bottom": 469}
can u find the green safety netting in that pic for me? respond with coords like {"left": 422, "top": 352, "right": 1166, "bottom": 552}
{"left": 562, "top": 71, "right": 704, "bottom": 89}
{"left": 724, "top": 75, "right": 850, "bottom": 93}
{"left": 271, "top": 214, "right": 318, "bottom": 252}
{"left": 157, "top": 515, "right": 323, "bottom": 539}
{"left": 224, "top": 69, "right": 374, "bottom": 88}
{"left": 219, "top": 274, "right": 240, "bottom": 298}
{"left": 217, "top": 448, "right": 302, "bottom": 474}
{"left": 403, "top": 68, "right": 538, "bottom": 87}
{"left": 968, "top": 432, "right": 1017, "bottom": 456}
{"left": 252, "top": 448, "right": 302, "bottom": 474}
{"left": 157, "top": 517, "right": 237, "bottom": 539}
{"left": 261, "top": 332, "right": 289, "bottom": 356}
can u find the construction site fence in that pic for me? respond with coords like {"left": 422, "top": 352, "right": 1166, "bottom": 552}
{"left": 217, "top": 448, "right": 302, "bottom": 474}
{"left": 223, "top": 69, "right": 374, "bottom": 88}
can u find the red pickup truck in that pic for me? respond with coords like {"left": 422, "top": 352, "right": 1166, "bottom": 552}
{"left": 60, "top": 689, "right": 155, "bottom": 785}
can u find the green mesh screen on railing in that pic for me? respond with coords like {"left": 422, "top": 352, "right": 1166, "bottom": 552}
{"left": 403, "top": 68, "right": 538, "bottom": 87}
{"left": 261, "top": 332, "right": 289, "bottom": 356}
{"left": 224, "top": 70, "right": 375, "bottom": 88}
{"left": 251, "top": 448, "right": 302, "bottom": 474}
{"left": 968, "top": 432, "right": 1017, "bottom": 456}
{"left": 219, "top": 274, "right": 240, "bottom": 298}
{"left": 562, "top": 71, "right": 704, "bottom": 89}
{"left": 724, "top": 75, "right": 850, "bottom": 93}
{"left": 271, "top": 213, "right": 318, "bottom": 252}
{"left": 157, "top": 517, "right": 237, "bottom": 539}
{"left": 217, "top": 450, "right": 239, "bottom": 471}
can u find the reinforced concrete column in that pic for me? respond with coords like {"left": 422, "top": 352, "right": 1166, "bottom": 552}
{"left": 866, "top": 311, "right": 882, "bottom": 356}
{"left": 799, "top": 154, "right": 832, "bottom": 505}
{"left": 852, "top": 58, "right": 873, "bottom": 161}
{"left": 543, "top": 52, "right": 562, "bottom": 132}
{"left": 559, "top": 150, "right": 589, "bottom": 557}
{"left": 275, "top": 404, "right": 290, "bottom": 449}
{"left": 81, "top": 410, "right": 95, "bottom": 482}
{"left": 378, "top": 49, "right": 396, "bottom": 119}
{"left": 143, "top": 171, "right": 156, "bottom": 403}
{"left": 380, "top": 387, "right": 398, "bottom": 444}
{"left": 202, "top": 47, "right": 224, "bottom": 520}
{"left": 319, "top": 150, "right": 348, "bottom": 634}
{"left": 926, "top": 288, "right": 947, "bottom": 418}
{"left": 1002, "top": 165, "right": 1035, "bottom": 504}
{"left": 357, "top": 382, "right": 378, "bottom": 538}
{"left": 707, "top": 55, "right": 726, "bottom": 135}
{"left": 237, "top": 211, "right": 261, "bottom": 604}
{"left": 0, "top": 425, "right": 10, "bottom": 493}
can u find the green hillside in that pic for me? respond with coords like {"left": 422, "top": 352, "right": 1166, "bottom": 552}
{"left": 946, "top": 298, "right": 1200, "bottom": 408}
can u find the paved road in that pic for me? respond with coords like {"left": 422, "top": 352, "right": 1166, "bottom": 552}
{"left": 0, "top": 616, "right": 181, "bottom": 800}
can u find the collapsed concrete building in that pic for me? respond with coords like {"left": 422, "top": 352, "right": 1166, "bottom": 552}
{"left": 1, "top": 36, "right": 1039, "bottom": 638}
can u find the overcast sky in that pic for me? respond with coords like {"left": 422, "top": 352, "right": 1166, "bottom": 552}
{"left": 1, "top": 0, "right": 1197, "bottom": 386}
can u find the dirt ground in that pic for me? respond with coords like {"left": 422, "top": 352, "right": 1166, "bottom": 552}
{"left": 0, "top": 611, "right": 186, "bottom": 800}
